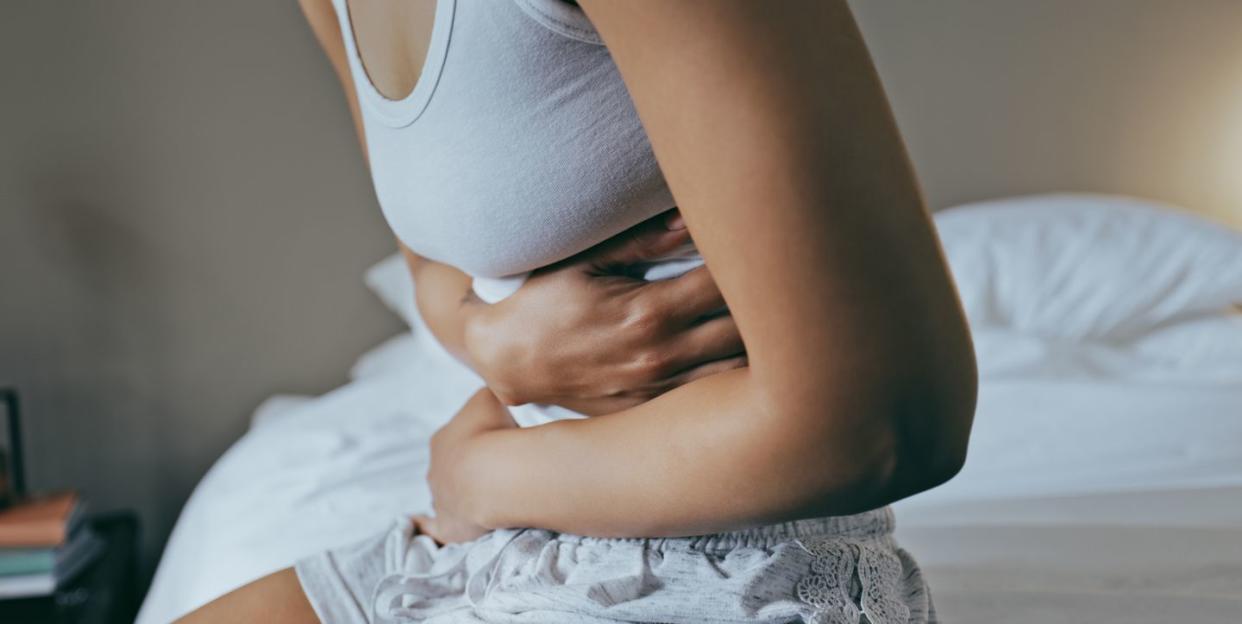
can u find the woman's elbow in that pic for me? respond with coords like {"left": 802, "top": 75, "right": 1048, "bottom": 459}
{"left": 778, "top": 365, "right": 977, "bottom": 515}
{"left": 861, "top": 368, "right": 977, "bottom": 507}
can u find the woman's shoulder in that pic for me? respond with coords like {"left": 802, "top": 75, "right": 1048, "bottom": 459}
{"left": 297, "top": 0, "right": 350, "bottom": 79}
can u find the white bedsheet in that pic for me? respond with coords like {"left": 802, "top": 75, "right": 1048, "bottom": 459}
{"left": 137, "top": 332, "right": 478, "bottom": 623}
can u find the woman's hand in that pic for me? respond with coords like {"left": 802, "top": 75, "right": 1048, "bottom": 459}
{"left": 464, "top": 210, "right": 746, "bottom": 416}
{"left": 416, "top": 388, "right": 517, "bottom": 545}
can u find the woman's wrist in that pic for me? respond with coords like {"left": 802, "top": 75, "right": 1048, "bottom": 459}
{"left": 461, "top": 298, "right": 543, "bottom": 406}
{"left": 457, "top": 429, "right": 506, "bottom": 530}
{"left": 452, "top": 290, "right": 489, "bottom": 372}
{"left": 456, "top": 424, "right": 554, "bottom": 530}
{"left": 458, "top": 295, "right": 493, "bottom": 373}
{"left": 408, "top": 257, "right": 555, "bottom": 407}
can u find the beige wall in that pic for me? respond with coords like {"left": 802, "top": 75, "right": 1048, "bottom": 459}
{"left": 852, "top": 0, "right": 1242, "bottom": 228}
{"left": 1, "top": 0, "right": 1240, "bottom": 584}
{"left": 0, "top": 1, "right": 403, "bottom": 579}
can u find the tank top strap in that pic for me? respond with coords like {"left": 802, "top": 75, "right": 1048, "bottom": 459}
{"left": 331, "top": 0, "right": 457, "bottom": 128}
{"left": 511, "top": 0, "right": 604, "bottom": 45}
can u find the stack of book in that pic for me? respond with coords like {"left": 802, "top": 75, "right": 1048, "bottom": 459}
{"left": 0, "top": 491, "right": 102, "bottom": 599}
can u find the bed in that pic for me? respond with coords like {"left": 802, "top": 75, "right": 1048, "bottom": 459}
{"left": 136, "top": 194, "right": 1242, "bottom": 623}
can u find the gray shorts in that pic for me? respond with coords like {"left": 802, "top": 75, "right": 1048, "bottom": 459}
{"left": 294, "top": 505, "right": 935, "bottom": 624}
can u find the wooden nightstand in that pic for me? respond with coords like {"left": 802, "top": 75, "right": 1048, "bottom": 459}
{"left": 0, "top": 512, "right": 140, "bottom": 624}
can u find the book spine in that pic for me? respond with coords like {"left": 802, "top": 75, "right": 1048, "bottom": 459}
{"left": 0, "top": 551, "right": 54, "bottom": 576}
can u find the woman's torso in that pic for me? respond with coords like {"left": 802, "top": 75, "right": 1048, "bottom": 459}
{"left": 331, "top": 0, "right": 679, "bottom": 279}
{"left": 312, "top": 9, "right": 929, "bottom": 621}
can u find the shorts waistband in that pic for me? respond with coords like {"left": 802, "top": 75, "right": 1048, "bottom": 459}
{"left": 553, "top": 505, "right": 895, "bottom": 551}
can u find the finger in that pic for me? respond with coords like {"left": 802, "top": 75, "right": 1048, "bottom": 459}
{"left": 662, "top": 354, "right": 749, "bottom": 388}
{"left": 643, "top": 265, "right": 729, "bottom": 324}
{"left": 411, "top": 514, "right": 431, "bottom": 535}
{"left": 577, "top": 213, "right": 692, "bottom": 270}
{"left": 554, "top": 394, "right": 650, "bottom": 417}
{"left": 410, "top": 515, "right": 444, "bottom": 545}
{"left": 659, "top": 314, "right": 746, "bottom": 374}
{"left": 463, "top": 388, "right": 519, "bottom": 430}
{"left": 663, "top": 209, "right": 686, "bottom": 231}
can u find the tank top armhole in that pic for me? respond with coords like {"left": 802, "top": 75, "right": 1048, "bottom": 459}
{"left": 512, "top": 0, "right": 604, "bottom": 45}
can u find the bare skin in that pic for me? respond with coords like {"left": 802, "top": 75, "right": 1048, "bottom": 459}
{"left": 181, "top": 0, "right": 977, "bottom": 620}
{"left": 345, "top": 0, "right": 436, "bottom": 100}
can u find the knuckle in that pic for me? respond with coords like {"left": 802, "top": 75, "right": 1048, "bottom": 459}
{"left": 633, "top": 238, "right": 665, "bottom": 260}
{"left": 622, "top": 300, "right": 664, "bottom": 338}
{"left": 631, "top": 347, "right": 672, "bottom": 379}
{"left": 606, "top": 383, "right": 633, "bottom": 399}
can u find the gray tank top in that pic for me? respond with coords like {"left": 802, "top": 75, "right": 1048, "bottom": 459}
{"left": 333, "top": 0, "right": 708, "bottom": 426}
{"left": 330, "top": 0, "right": 689, "bottom": 279}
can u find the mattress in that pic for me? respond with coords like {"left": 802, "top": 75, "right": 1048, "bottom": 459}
{"left": 891, "top": 381, "right": 1242, "bottom": 624}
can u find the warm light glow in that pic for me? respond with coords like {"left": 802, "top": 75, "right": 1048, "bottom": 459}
{"left": 1216, "top": 82, "right": 1242, "bottom": 230}
{"left": 1206, "top": 45, "right": 1242, "bottom": 231}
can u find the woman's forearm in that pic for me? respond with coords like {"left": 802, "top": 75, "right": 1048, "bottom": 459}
{"left": 461, "top": 361, "right": 962, "bottom": 538}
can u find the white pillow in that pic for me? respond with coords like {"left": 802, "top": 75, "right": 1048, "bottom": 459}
{"left": 1131, "top": 311, "right": 1242, "bottom": 379}
{"left": 349, "top": 332, "right": 420, "bottom": 380}
{"left": 934, "top": 193, "right": 1242, "bottom": 341}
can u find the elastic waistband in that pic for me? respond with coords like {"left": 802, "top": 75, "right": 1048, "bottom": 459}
{"left": 554, "top": 505, "right": 895, "bottom": 551}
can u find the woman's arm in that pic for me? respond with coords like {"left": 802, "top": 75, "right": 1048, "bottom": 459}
{"left": 446, "top": 0, "right": 977, "bottom": 538}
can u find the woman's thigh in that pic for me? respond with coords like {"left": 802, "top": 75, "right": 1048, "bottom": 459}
{"left": 176, "top": 568, "right": 319, "bottom": 624}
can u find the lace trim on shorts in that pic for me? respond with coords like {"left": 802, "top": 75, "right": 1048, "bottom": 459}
{"left": 794, "top": 536, "right": 912, "bottom": 624}
{"left": 340, "top": 507, "right": 932, "bottom": 623}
